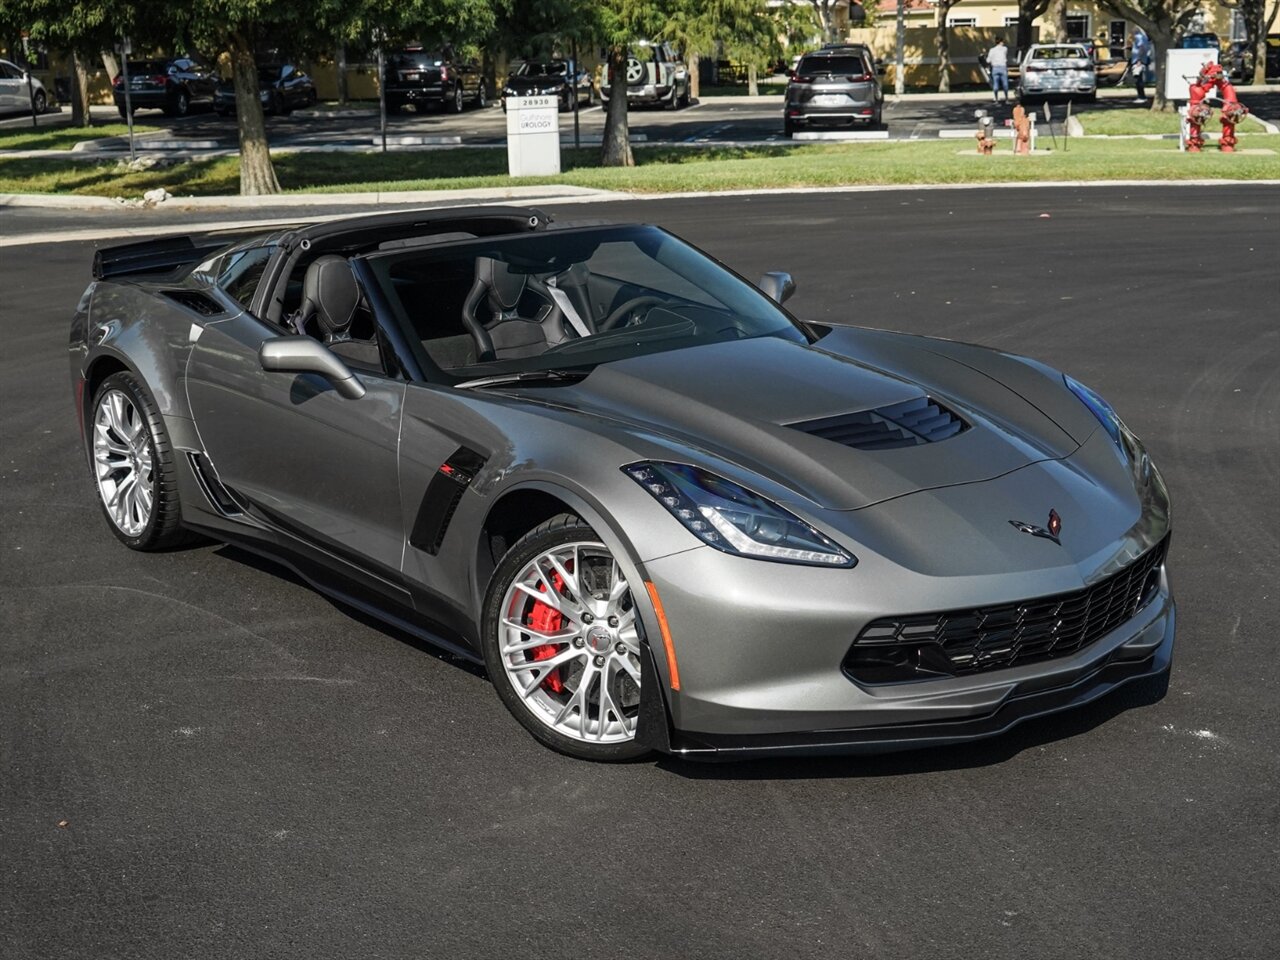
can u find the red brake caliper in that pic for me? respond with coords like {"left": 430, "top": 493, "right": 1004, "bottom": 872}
{"left": 526, "top": 571, "right": 567, "bottom": 694}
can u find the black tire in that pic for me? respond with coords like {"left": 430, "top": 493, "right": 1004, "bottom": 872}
{"left": 449, "top": 85, "right": 464, "bottom": 113}
{"left": 481, "top": 513, "right": 651, "bottom": 763}
{"left": 32, "top": 89, "right": 47, "bottom": 114}
{"left": 678, "top": 82, "right": 691, "bottom": 108}
{"left": 89, "top": 371, "right": 192, "bottom": 551}
{"left": 386, "top": 99, "right": 402, "bottom": 114}
{"left": 783, "top": 117, "right": 796, "bottom": 137}
{"left": 117, "top": 104, "right": 133, "bottom": 119}
{"left": 164, "top": 88, "right": 190, "bottom": 118}
{"left": 476, "top": 83, "right": 487, "bottom": 109}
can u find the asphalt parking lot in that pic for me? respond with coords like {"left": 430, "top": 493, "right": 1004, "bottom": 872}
{"left": 9, "top": 87, "right": 1277, "bottom": 146}
{"left": 2, "top": 185, "right": 1278, "bottom": 959}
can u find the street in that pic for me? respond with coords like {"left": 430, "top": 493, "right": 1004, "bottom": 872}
{"left": 2, "top": 185, "right": 1278, "bottom": 959}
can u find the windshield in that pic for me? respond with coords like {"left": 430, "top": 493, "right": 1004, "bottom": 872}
{"left": 1030, "top": 46, "right": 1089, "bottom": 61}
{"left": 362, "top": 225, "right": 808, "bottom": 382}
{"left": 797, "top": 55, "right": 867, "bottom": 77}
{"left": 517, "top": 62, "right": 568, "bottom": 77}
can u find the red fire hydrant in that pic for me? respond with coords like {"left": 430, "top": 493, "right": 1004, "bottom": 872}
{"left": 1186, "top": 62, "right": 1249, "bottom": 153}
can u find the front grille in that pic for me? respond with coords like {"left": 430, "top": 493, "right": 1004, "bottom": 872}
{"left": 845, "top": 537, "right": 1169, "bottom": 684}
{"left": 789, "top": 395, "right": 967, "bottom": 451}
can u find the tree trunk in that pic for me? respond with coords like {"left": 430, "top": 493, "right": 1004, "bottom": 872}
{"left": 937, "top": 22, "right": 951, "bottom": 93}
{"left": 1044, "top": 0, "right": 1068, "bottom": 42}
{"left": 688, "top": 52, "right": 700, "bottom": 100}
{"left": 601, "top": 46, "right": 633, "bottom": 168}
{"left": 229, "top": 30, "right": 281, "bottom": 195}
{"left": 1147, "top": 25, "right": 1174, "bottom": 111}
{"left": 747, "top": 62, "right": 759, "bottom": 97}
{"left": 70, "top": 52, "right": 91, "bottom": 128}
{"left": 336, "top": 44, "right": 348, "bottom": 105}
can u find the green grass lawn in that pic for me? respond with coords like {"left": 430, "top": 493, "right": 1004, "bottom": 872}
{"left": 0, "top": 123, "right": 162, "bottom": 152}
{"left": 1075, "top": 107, "right": 1274, "bottom": 136}
{"left": 0, "top": 139, "right": 1275, "bottom": 198}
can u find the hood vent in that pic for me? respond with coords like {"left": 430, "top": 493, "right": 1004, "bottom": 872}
{"left": 788, "top": 395, "right": 967, "bottom": 450}
{"left": 162, "top": 289, "right": 225, "bottom": 317}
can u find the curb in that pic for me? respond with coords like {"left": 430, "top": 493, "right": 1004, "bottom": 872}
{"left": 0, "top": 183, "right": 630, "bottom": 211}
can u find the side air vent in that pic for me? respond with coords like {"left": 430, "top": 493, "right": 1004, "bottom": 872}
{"left": 789, "top": 396, "right": 967, "bottom": 451}
{"left": 409, "top": 447, "right": 488, "bottom": 556}
{"left": 162, "top": 289, "right": 224, "bottom": 317}
{"left": 187, "top": 452, "right": 243, "bottom": 516}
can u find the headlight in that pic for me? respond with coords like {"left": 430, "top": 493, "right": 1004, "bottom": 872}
{"left": 1064, "top": 375, "right": 1143, "bottom": 462}
{"left": 623, "top": 462, "right": 856, "bottom": 567}
{"left": 503, "top": 87, "right": 515, "bottom": 95}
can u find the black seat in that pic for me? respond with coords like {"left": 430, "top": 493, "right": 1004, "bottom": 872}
{"left": 296, "top": 255, "right": 360, "bottom": 342}
{"left": 295, "top": 255, "right": 382, "bottom": 371}
{"left": 462, "top": 257, "right": 569, "bottom": 362}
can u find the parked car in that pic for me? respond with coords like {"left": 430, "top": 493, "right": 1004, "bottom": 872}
{"left": 783, "top": 46, "right": 883, "bottom": 136}
{"left": 112, "top": 57, "right": 218, "bottom": 118}
{"left": 214, "top": 63, "right": 316, "bottom": 117}
{"left": 600, "top": 41, "right": 690, "bottom": 109}
{"left": 501, "top": 59, "right": 593, "bottom": 113}
{"left": 70, "top": 205, "right": 1175, "bottom": 761}
{"left": 1177, "top": 32, "right": 1221, "bottom": 51}
{"left": 384, "top": 45, "right": 487, "bottom": 113}
{"left": 1265, "top": 34, "right": 1280, "bottom": 78}
{"left": 0, "top": 59, "right": 48, "bottom": 114}
{"left": 1018, "top": 43, "right": 1097, "bottom": 103}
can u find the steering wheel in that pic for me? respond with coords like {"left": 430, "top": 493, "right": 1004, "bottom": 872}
{"left": 598, "top": 295, "right": 667, "bottom": 332}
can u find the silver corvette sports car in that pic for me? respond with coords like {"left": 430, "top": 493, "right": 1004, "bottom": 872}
{"left": 70, "top": 206, "right": 1174, "bottom": 762}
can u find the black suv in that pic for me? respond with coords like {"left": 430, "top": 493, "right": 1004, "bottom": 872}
{"left": 384, "top": 46, "right": 487, "bottom": 113}
{"left": 784, "top": 46, "right": 883, "bottom": 136}
{"left": 112, "top": 57, "right": 218, "bottom": 118}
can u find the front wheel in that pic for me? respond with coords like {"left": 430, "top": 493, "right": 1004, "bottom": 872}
{"left": 481, "top": 514, "right": 649, "bottom": 762}
{"left": 89, "top": 371, "right": 190, "bottom": 551}
{"left": 476, "top": 83, "right": 487, "bottom": 108}
{"left": 449, "top": 85, "right": 464, "bottom": 113}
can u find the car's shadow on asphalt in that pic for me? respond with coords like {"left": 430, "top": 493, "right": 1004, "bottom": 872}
{"left": 213, "top": 542, "right": 1168, "bottom": 779}
{"left": 213, "top": 544, "right": 488, "bottom": 680}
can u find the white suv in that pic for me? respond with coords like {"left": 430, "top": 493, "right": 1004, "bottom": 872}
{"left": 601, "top": 41, "right": 690, "bottom": 109}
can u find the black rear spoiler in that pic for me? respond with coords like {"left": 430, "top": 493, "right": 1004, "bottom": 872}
{"left": 92, "top": 235, "right": 229, "bottom": 281}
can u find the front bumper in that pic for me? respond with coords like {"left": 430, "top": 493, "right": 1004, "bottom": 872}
{"left": 667, "top": 601, "right": 1173, "bottom": 759}
{"left": 641, "top": 516, "right": 1173, "bottom": 759}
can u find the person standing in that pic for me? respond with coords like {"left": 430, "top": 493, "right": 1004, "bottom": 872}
{"left": 987, "top": 38, "right": 1010, "bottom": 103}
{"left": 1130, "top": 27, "right": 1152, "bottom": 102}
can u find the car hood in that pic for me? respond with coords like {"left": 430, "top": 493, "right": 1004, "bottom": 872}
{"left": 541, "top": 332, "right": 1082, "bottom": 511}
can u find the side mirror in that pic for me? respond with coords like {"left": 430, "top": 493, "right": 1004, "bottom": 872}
{"left": 281, "top": 65, "right": 295, "bottom": 79}
{"left": 259, "top": 336, "right": 366, "bottom": 400}
{"left": 757, "top": 271, "right": 796, "bottom": 305}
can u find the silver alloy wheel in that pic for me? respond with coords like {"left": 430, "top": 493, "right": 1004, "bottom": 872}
{"left": 93, "top": 388, "right": 155, "bottom": 537}
{"left": 498, "top": 540, "right": 641, "bottom": 744}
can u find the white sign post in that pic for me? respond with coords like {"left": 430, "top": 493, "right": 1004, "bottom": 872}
{"left": 506, "top": 96, "right": 561, "bottom": 177}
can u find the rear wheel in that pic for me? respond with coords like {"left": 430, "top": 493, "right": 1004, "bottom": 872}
{"left": 481, "top": 514, "right": 649, "bottom": 762}
{"left": 476, "top": 83, "right": 487, "bottom": 108}
{"left": 89, "top": 371, "right": 190, "bottom": 551}
{"left": 783, "top": 117, "right": 796, "bottom": 137}
{"left": 32, "top": 89, "right": 47, "bottom": 114}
